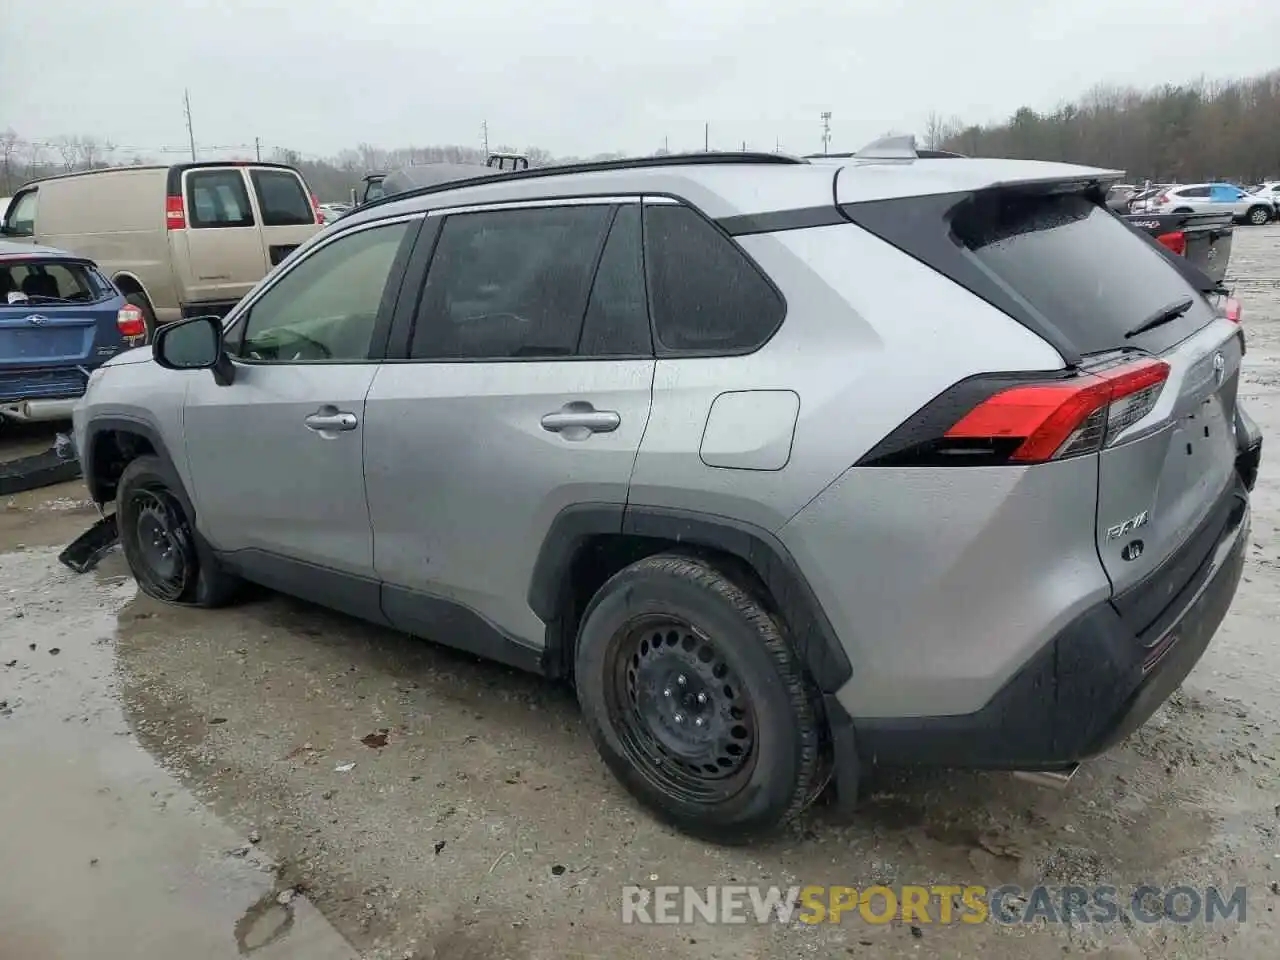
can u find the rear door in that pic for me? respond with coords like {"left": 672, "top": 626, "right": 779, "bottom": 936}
{"left": 363, "top": 198, "right": 655, "bottom": 649}
{"left": 178, "top": 167, "right": 269, "bottom": 308}
{"left": 951, "top": 191, "right": 1241, "bottom": 594}
{"left": 246, "top": 166, "right": 321, "bottom": 269}
{"left": 0, "top": 255, "right": 127, "bottom": 400}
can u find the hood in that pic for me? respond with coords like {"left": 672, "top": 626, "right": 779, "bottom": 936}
{"left": 103, "top": 345, "right": 154, "bottom": 367}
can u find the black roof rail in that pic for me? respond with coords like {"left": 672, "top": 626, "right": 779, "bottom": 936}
{"left": 352, "top": 151, "right": 809, "bottom": 215}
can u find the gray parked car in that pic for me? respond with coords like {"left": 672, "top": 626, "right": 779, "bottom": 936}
{"left": 70, "top": 143, "right": 1260, "bottom": 844}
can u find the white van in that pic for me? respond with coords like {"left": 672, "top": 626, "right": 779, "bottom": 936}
{"left": 0, "top": 163, "right": 322, "bottom": 333}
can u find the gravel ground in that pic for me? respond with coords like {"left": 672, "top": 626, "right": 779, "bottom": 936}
{"left": 2, "top": 228, "right": 1279, "bottom": 959}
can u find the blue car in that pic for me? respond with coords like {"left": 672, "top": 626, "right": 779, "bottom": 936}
{"left": 0, "top": 241, "right": 145, "bottom": 422}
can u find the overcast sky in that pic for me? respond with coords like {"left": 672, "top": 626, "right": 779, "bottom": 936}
{"left": 3, "top": 0, "right": 1279, "bottom": 161}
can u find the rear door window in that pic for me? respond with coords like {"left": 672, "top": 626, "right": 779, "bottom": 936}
{"left": 250, "top": 169, "right": 315, "bottom": 226}
{"left": 410, "top": 204, "right": 612, "bottom": 360}
{"left": 643, "top": 204, "right": 784, "bottom": 354}
{"left": 3, "top": 190, "right": 37, "bottom": 237}
{"left": 186, "top": 169, "right": 255, "bottom": 228}
{"left": 579, "top": 205, "right": 651, "bottom": 356}
{"left": 953, "top": 192, "right": 1214, "bottom": 355}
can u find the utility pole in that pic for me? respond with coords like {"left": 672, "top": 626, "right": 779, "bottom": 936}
{"left": 775, "top": 136, "right": 781, "bottom": 153}
{"left": 481, "top": 120, "right": 489, "bottom": 156}
{"left": 254, "top": 136, "right": 261, "bottom": 161}
{"left": 741, "top": 140, "right": 747, "bottom": 151}
{"left": 183, "top": 89, "right": 197, "bottom": 161}
{"left": 704, "top": 122, "right": 709, "bottom": 152}
{"left": 663, "top": 135, "right": 669, "bottom": 154}
{"left": 820, "top": 111, "right": 832, "bottom": 155}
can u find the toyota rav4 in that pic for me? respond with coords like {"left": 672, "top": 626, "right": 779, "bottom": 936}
{"left": 70, "top": 140, "right": 1262, "bottom": 844}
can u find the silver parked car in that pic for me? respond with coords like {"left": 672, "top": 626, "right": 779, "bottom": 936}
{"left": 1148, "top": 181, "right": 1276, "bottom": 225}
{"left": 71, "top": 141, "right": 1260, "bottom": 843}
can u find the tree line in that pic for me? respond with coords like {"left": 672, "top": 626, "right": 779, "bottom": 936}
{"left": 927, "top": 69, "right": 1280, "bottom": 184}
{"left": 6, "top": 67, "right": 1280, "bottom": 200}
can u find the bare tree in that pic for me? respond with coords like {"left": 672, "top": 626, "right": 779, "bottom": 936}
{"left": 52, "top": 135, "right": 79, "bottom": 172}
{"left": 0, "top": 129, "right": 21, "bottom": 193}
{"left": 923, "top": 112, "right": 946, "bottom": 151}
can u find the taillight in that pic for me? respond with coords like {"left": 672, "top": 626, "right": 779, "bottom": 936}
{"left": 165, "top": 195, "right": 186, "bottom": 230}
{"left": 117, "top": 304, "right": 147, "bottom": 338}
{"left": 1223, "top": 297, "right": 1242, "bottom": 323}
{"left": 1154, "top": 193, "right": 1169, "bottom": 206}
{"left": 860, "top": 360, "right": 1171, "bottom": 468}
{"left": 311, "top": 193, "right": 323, "bottom": 225}
{"left": 1156, "top": 230, "right": 1186, "bottom": 256}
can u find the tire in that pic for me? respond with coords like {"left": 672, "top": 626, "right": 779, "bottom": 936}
{"left": 574, "top": 553, "right": 830, "bottom": 844}
{"left": 1247, "top": 205, "right": 1272, "bottom": 226}
{"left": 124, "top": 292, "right": 158, "bottom": 342}
{"left": 116, "top": 454, "right": 239, "bottom": 607}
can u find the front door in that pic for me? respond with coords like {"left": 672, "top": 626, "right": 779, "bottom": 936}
{"left": 363, "top": 200, "right": 655, "bottom": 652}
{"left": 181, "top": 216, "right": 418, "bottom": 616}
{"left": 176, "top": 167, "right": 270, "bottom": 309}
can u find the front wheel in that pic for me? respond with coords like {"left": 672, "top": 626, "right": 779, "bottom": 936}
{"left": 574, "top": 553, "right": 830, "bottom": 844}
{"left": 116, "top": 455, "right": 239, "bottom": 606}
{"left": 1247, "top": 205, "right": 1272, "bottom": 226}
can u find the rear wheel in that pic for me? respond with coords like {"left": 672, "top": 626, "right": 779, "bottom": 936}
{"left": 574, "top": 553, "right": 830, "bottom": 844}
{"left": 116, "top": 455, "right": 239, "bottom": 606}
{"left": 123, "top": 293, "right": 158, "bottom": 342}
{"left": 1247, "top": 205, "right": 1272, "bottom": 226}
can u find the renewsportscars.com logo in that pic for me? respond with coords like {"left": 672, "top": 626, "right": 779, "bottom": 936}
{"left": 621, "top": 884, "right": 1249, "bottom": 926}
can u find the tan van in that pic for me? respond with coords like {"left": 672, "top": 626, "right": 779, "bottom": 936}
{"left": 0, "top": 162, "right": 321, "bottom": 333}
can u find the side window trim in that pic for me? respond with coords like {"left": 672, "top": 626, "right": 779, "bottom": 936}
{"left": 221, "top": 213, "right": 425, "bottom": 363}
{"left": 390, "top": 196, "right": 635, "bottom": 363}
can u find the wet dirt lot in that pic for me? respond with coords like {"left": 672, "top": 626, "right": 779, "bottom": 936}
{"left": 3, "top": 231, "right": 1280, "bottom": 959}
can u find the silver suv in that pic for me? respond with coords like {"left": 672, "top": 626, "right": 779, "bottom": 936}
{"left": 72, "top": 141, "right": 1261, "bottom": 844}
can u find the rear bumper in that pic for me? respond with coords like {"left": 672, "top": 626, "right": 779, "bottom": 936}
{"left": 842, "top": 474, "right": 1251, "bottom": 773}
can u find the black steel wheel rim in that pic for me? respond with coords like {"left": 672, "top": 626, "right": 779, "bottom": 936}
{"left": 126, "top": 486, "right": 194, "bottom": 602}
{"left": 604, "top": 614, "right": 758, "bottom": 804}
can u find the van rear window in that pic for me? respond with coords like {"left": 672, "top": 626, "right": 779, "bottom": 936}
{"left": 250, "top": 170, "right": 314, "bottom": 227}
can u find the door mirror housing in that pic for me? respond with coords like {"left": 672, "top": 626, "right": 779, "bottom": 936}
{"left": 153, "top": 315, "right": 235, "bottom": 386}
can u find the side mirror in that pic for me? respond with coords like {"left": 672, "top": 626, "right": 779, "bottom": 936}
{"left": 152, "top": 315, "right": 235, "bottom": 386}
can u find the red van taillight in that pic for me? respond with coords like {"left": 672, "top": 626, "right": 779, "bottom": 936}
{"left": 1156, "top": 230, "right": 1186, "bottom": 256}
{"left": 1224, "top": 297, "right": 1242, "bottom": 323}
{"left": 859, "top": 359, "right": 1171, "bottom": 467}
{"left": 165, "top": 195, "right": 186, "bottom": 230}
{"left": 117, "top": 304, "right": 147, "bottom": 338}
{"left": 311, "top": 193, "right": 323, "bottom": 225}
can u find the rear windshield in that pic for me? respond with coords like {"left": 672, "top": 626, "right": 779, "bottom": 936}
{"left": 0, "top": 259, "right": 111, "bottom": 305}
{"left": 952, "top": 192, "right": 1214, "bottom": 355}
{"left": 250, "top": 169, "right": 314, "bottom": 226}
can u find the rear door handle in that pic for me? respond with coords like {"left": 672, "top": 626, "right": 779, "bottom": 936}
{"left": 304, "top": 408, "right": 359, "bottom": 433}
{"left": 540, "top": 403, "right": 621, "bottom": 438}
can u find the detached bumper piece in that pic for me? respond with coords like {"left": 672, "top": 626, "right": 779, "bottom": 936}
{"left": 0, "top": 445, "right": 82, "bottom": 496}
{"left": 58, "top": 513, "right": 119, "bottom": 574}
{"left": 844, "top": 476, "right": 1251, "bottom": 772}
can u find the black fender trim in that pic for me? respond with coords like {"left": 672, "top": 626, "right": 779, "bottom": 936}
{"left": 528, "top": 503, "right": 853, "bottom": 693}
{"left": 81, "top": 417, "right": 183, "bottom": 508}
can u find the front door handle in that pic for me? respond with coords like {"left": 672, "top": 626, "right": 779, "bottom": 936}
{"left": 540, "top": 402, "right": 621, "bottom": 439}
{"left": 304, "top": 407, "right": 359, "bottom": 433}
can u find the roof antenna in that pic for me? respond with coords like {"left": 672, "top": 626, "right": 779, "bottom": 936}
{"left": 853, "top": 134, "right": 919, "bottom": 160}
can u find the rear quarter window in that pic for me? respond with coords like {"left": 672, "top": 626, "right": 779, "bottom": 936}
{"left": 643, "top": 205, "right": 784, "bottom": 354}
{"left": 250, "top": 169, "right": 315, "bottom": 226}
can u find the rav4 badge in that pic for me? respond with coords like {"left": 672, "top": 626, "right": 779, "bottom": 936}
{"left": 1106, "top": 510, "right": 1150, "bottom": 541}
